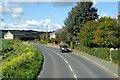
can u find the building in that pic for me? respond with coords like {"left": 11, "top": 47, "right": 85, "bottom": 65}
{"left": 4, "top": 31, "right": 13, "bottom": 40}
{"left": 50, "top": 29, "right": 63, "bottom": 39}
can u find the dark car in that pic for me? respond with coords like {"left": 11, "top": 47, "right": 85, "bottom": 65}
{"left": 60, "top": 45, "right": 69, "bottom": 52}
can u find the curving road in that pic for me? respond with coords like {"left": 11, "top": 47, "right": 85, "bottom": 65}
{"left": 34, "top": 43, "right": 119, "bottom": 80}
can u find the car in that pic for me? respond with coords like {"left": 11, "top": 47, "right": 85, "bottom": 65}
{"left": 60, "top": 45, "right": 69, "bottom": 52}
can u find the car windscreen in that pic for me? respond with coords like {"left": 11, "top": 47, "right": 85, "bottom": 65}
{"left": 61, "top": 45, "right": 67, "bottom": 48}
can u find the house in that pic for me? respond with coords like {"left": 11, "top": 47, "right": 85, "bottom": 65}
{"left": 50, "top": 29, "right": 63, "bottom": 39}
{"left": 4, "top": 31, "right": 13, "bottom": 40}
{"left": 40, "top": 33, "right": 46, "bottom": 40}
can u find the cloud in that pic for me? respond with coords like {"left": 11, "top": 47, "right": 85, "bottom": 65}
{"left": 110, "top": 15, "right": 116, "bottom": 19}
{"left": 2, "top": 2, "right": 24, "bottom": 18}
{"left": 44, "top": 19, "right": 51, "bottom": 23}
{"left": 99, "top": 13, "right": 107, "bottom": 18}
{"left": 11, "top": 14, "right": 20, "bottom": 18}
{"left": 53, "top": 14, "right": 58, "bottom": 18}
{"left": 12, "top": 7, "right": 24, "bottom": 14}
{"left": 2, "top": 18, "right": 62, "bottom": 31}
{"left": 99, "top": 13, "right": 117, "bottom": 19}
{"left": 92, "top": 0, "right": 97, "bottom": 7}
{"left": 2, "top": 19, "right": 62, "bottom": 32}
{"left": 26, "top": 20, "right": 41, "bottom": 25}
{"left": 53, "top": 2, "right": 74, "bottom": 8}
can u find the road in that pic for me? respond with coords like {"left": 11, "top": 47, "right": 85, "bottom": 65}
{"left": 34, "top": 43, "right": 119, "bottom": 80}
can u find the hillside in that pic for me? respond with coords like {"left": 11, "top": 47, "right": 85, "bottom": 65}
{"left": 0, "top": 30, "right": 51, "bottom": 38}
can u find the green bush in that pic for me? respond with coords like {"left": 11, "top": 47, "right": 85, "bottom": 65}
{"left": 39, "top": 41, "right": 47, "bottom": 44}
{"left": 111, "top": 49, "right": 120, "bottom": 64}
{"left": 88, "top": 48, "right": 110, "bottom": 60}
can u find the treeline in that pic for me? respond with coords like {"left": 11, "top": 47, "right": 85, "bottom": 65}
{"left": 57, "top": 2, "right": 120, "bottom": 63}
{"left": 58, "top": 2, "right": 120, "bottom": 49}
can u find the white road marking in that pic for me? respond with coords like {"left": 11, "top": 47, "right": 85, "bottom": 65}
{"left": 61, "top": 56, "right": 64, "bottom": 59}
{"left": 64, "top": 59, "right": 68, "bottom": 63}
{"left": 43, "top": 46, "right": 78, "bottom": 79}
{"left": 74, "top": 75, "right": 77, "bottom": 79}
{"left": 69, "top": 65, "right": 73, "bottom": 72}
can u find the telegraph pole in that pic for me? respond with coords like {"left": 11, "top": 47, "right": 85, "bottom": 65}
{"left": 46, "top": 25, "right": 48, "bottom": 44}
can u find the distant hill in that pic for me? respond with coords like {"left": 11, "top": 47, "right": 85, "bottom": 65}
{"left": 0, "top": 30, "right": 51, "bottom": 38}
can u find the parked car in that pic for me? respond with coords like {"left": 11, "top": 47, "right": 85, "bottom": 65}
{"left": 60, "top": 45, "right": 69, "bottom": 52}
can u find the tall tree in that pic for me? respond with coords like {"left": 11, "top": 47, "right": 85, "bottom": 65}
{"left": 64, "top": 2, "right": 98, "bottom": 37}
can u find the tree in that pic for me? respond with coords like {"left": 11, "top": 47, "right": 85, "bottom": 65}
{"left": 78, "top": 20, "right": 99, "bottom": 47}
{"left": 64, "top": 2, "right": 98, "bottom": 37}
{"left": 92, "top": 17, "right": 119, "bottom": 48}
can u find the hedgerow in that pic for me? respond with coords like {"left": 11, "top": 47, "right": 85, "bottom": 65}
{"left": 88, "top": 48, "right": 110, "bottom": 60}
{"left": 111, "top": 49, "right": 120, "bottom": 64}
{"left": 1, "top": 40, "right": 43, "bottom": 79}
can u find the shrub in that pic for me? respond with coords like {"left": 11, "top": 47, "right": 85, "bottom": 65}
{"left": 111, "top": 49, "right": 120, "bottom": 64}
{"left": 88, "top": 48, "right": 110, "bottom": 60}
{"left": 39, "top": 41, "right": 47, "bottom": 44}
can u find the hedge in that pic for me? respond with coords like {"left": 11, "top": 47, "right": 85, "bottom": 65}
{"left": 88, "top": 48, "right": 110, "bottom": 60}
{"left": 39, "top": 41, "right": 47, "bottom": 45}
{"left": 111, "top": 49, "right": 120, "bottom": 64}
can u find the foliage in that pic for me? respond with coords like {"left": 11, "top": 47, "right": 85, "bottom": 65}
{"left": 78, "top": 20, "right": 99, "bottom": 47}
{"left": 1, "top": 40, "right": 43, "bottom": 79}
{"left": 16, "top": 36, "right": 35, "bottom": 41}
{"left": 111, "top": 49, "right": 120, "bottom": 64}
{"left": 39, "top": 41, "right": 47, "bottom": 44}
{"left": 92, "top": 17, "right": 119, "bottom": 48}
{"left": 51, "top": 38, "right": 59, "bottom": 44}
{"left": 64, "top": 2, "right": 98, "bottom": 38}
{"left": 2, "top": 40, "right": 13, "bottom": 53}
{"left": 88, "top": 48, "right": 110, "bottom": 60}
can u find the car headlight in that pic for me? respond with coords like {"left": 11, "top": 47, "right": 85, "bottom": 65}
{"left": 62, "top": 48, "right": 64, "bottom": 50}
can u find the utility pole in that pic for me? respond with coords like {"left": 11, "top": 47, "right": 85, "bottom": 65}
{"left": 46, "top": 25, "right": 48, "bottom": 44}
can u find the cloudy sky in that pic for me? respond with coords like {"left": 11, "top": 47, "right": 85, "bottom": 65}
{"left": 0, "top": 0, "right": 118, "bottom": 32}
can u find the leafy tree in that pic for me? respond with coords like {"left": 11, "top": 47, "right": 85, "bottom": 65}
{"left": 92, "top": 17, "right": 119, "bottom": 48}
{"left": 64, "top": 2, "right": 98, "bottom": 37}
{"left": 78, "top": 20, "right": 99, "bottom": 47}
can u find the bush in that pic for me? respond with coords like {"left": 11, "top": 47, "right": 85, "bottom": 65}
{"left": 39, "top": 41, "right": 47, "bottom": 44}
{"left": 88, "top": 48, "right": 110, "bottom": 60}
{"left": 111, "top": 49, "right": 120, "bottom": 64}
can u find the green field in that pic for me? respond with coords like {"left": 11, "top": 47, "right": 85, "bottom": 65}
{"left": 1, "top": 40, "right": 43, "bottom": 79}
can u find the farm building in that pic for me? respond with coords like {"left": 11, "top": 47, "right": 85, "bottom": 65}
{"left": 4, "top": 31, "right": 14, "bottom": 40}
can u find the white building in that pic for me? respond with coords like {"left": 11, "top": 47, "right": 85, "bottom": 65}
{"left": 4, "top": 31, "right": 14, "bottom": 40}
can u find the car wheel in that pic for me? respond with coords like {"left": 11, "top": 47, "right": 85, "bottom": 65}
{"left": 60, "top": 50, "right": 62, "bottom": 53}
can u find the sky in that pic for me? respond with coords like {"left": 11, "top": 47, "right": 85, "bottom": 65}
{"left": 0, "top": 1, "right": 119, "bottom": 32}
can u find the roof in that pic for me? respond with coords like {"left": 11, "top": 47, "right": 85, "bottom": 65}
{"left": 4, "top": 31, "right": 13, "bottom": 36}
{"left": 50, "top": 29, "right": 63, "bottom": 35}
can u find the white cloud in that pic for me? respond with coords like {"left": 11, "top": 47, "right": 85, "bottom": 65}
{"left": 2, "top": 19, "right": 62, "bottom": 32}
{"left": 92, "top": 0, "right": 97, "bottom": 7}
{"left": 44, "top": 19, "right": 51, "bottom": 23}
{"left": 2, "top": 2, "right": 24, "bottom": 18}
{"left": 99, "top": 13, "right": 107, "bottom": 18}
{"left": 11, "top": 14, "right": 20, "bottom": 18}
{"left": 53, "top": 14, "right": 58, "bottom": 18}
{"left": 26, "top": 20, "right": 40, "bottom": 25}
{"left": 110, "top": 15, "right": 116, "bottom": 19}
{"left": 12, "top": 7, "right": 24, "bottom": 14}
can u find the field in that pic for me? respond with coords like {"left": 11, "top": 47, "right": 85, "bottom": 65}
{"left": 1, "top": 40, "right": 43, "bottom": 79}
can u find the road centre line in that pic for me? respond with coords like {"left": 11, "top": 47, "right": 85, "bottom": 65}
{"left": 69, "top": 65, "right": 73, "bottom": 72}
{"left": 43, "top": 47, "right": 78, "bottom": 79}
